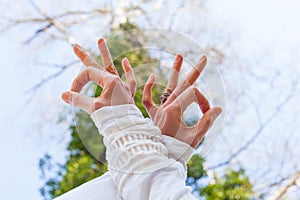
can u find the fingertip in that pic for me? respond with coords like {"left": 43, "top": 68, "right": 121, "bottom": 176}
{"left": 98, "top": 38, "right": 104, "bottom": 45}
{"left": 175, "top": 54, "right": 183, "bottom": 61}
{"left": 122, "top": 57, "right": 129, "bottom": 65}
{"left": 121, "top": 58, "right": 131, "bottom": 72}
{"left": 200, "top": 55, "right": 207, "bottom": 63}
{"left": 62, "top": 91, "right": 72, "bottom": 104}
{"left": 213, "top": 106, "right": 222, "bottom": 117}
{"left": 148, "top": 73, "right": 156, "bottom": 83}
{"left": 73, "top": 44, "right": 81, "bottom": 50}
{"left": 173, "top": 54, "right": 183, "bottom": 71}
{"left": 73, "top": 44, "right": 82, "bottom": 56}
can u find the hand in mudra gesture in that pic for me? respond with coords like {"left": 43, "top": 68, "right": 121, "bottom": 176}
{"left": 62, "top": 39, "right": 137, "bottom": 114}
{"left": 142, "top": 55, "right": 222, "bottom": 148}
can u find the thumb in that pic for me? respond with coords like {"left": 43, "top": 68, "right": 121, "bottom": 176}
{"left": 61, "top": 91, "right": 94, "bottom": 114}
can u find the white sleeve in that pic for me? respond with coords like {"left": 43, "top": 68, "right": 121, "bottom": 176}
{"left": 162, "top": 135, "right": 194, "bottom": 179}
{"left": 91, "top": 104, "right": 198, "bottom": 200}
{"left": 53, "top": 137, "right": 194, "bottom": 200}
{"left": 53, "top": 171, "right": 120, "bottom": 200}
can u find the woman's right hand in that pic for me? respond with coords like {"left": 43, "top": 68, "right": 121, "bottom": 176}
{"left": 142, "top": 55, "right": 222, "bottom": 148}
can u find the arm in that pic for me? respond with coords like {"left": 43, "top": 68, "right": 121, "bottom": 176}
{"left": 61, "top": 39, "right": 221, "bottom": 199}
{"left": 91, "top": 104, "right": 198, "bottom": 200}
{"left": 54, "top": 172, "right": 120, "bottom": 200}
{"left": 54, "top": 135, "right": 194, "bottom": 200}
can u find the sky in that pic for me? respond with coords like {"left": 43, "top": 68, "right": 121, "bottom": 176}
{"left": 0, "top": 0, "right": 299, "bottom": 199}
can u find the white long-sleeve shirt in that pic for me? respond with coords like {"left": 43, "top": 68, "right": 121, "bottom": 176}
{"left": 55, "top": 104, "right": 198, "bottom": 200}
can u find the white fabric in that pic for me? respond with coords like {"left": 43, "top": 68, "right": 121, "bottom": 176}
{"left": 54, "top": 172, "right": 121, "bottom": 200}
{"left": 55, "top": 104, "right": 197, "bottom": 200}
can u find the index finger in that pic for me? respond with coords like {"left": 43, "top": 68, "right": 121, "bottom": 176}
{"left": 71, "top": 67, "right": 114, "bottom": 92}
{"left": 98, "top": 38, "right": 119, "bottom": 76}
{"left": 73, "top": 44, "right": 103, "bottom": 69}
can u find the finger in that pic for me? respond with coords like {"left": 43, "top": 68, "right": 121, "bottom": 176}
{"left": 98, "top": 38, "right": 119, "bottom": 76}
{"left": 165, "top": 55, "right": 207, "bottom": 105}
{"left": 122, "top": 58, "right": 137, "bottom": 96}
{"left": 168, "top": 86, "right": 210, "bottom": 115}
{"left": 170, "top": 86, "right": 194, "bottom": 114}
{"left": 193, "top": 87, "right": 210, "bottom": 113}
{"left": 185, "top": 55, "right": 207, "bottom": 86}
{"left": 73, "top": 44, "right": 103, "bottom": 69}
{"left": 165, "top": 54, "right": 183, "bottom": 94}
{"left": 61, "top": 91, "right": 94, "bottom": 114}
{"left": 71, "top": 67, "right": 115, "bottom": 92}
{"left": 142, "top": 74, "right": 158, "bottom": 118}
{"left": 192, "top": 106, "right": 222, "bottom": 138}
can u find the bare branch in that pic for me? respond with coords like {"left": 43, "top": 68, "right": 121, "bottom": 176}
{"left": 24, "top": 23, "right": 53, "bottom": 44}
{"left": 269, "top": 172, "right": 300, "bottom": 200}
{"left": 25, "top": 60, "right": 79, "bottom": 93}
{"left": 254, "top": 174, "right": 295, "bottom": 192}
{"left": 168, "top": 0, "right": 186, "bottom": 29}
{"left": 208, "top": 76, "right": 299, "bottom": 170}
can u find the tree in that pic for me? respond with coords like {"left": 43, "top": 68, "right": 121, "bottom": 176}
{"left": 6, "top": 1, "right": 297, "bottom": 199}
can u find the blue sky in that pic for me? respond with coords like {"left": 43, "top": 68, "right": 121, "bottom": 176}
{"left": 0, "top": 0, "right": 299, "bottom": 199}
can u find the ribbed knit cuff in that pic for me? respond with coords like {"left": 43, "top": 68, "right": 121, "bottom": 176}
{"left": 91, "top": 104, "right": 168, "bottom": 173}
{"left": 162, "top": 135, "right": 194, "bottom": 165}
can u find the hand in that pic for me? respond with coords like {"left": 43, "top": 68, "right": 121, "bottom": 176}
{"left": 142, "top": 55, "right": 222, "bottom": 148}
{"left": 61, "top": 39, "right": 136, "bottom": 114}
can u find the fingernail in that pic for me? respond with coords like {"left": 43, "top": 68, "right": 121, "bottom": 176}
{"left": 62, "top": 91, "right": 72, "bottom": 104}
{"left": 200, "top": 55, "right": 207, "bottom": 62}
{"left": 177, "top": 54, "right": 183, "bottom": 61}
{"left": 148, "top": 73, "right": 155, "bottom": 82}
{"left": 73, "top": 44, "right": 81, "bottom": 49}
{"left": 123, "top": 57, "right": 129, "bottom": 64}
{"left": 98, "top": 38, "right": 104, "bottom": 45}
{"left": 122, "top": 58, "right": 130, "bottom": 72}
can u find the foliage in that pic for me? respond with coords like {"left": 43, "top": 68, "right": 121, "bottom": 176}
{"left": 39, "top": 117, "right": 107, "bottom": 199}
{"left": 200, "top": 168, "right": 253, "bottom": 200}
{"left": 187, "top": 154, "right": 207, "bottom": 179}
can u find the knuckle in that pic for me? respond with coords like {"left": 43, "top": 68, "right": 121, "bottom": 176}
{"left": 85, "top": 66, "right": 95, "bottom": 80}
{"left": 142, "top": 98, "right": 149, "bottom": 105}
{"left": 72, "top": 93, "right": 79, "bottom": 105}
{"left": 168, "top": 84, "right": 176, "bottom": 90}
{"left": 124, "top": 85, "right": 131, "bottom": 94}
{"left": 110, "top": 75, "right": 121, "bottom": 84}
{"left": 173, "top": 101, "right": 182, "bottom": 110}
{"left": 181, "top": 79, "right": 190, "bottom": 88}
{"left": 85, "top": 66, "right": 94, "bottom": 72}
{"left": 203, "top": 115, "right": 212, "bottom": 128}
{"left": 129, "top": 80, "right": 136, "bottom": 87}
{"left": 106, "top": 63, "right": 114, "bottom": 69}
{"left": 165, "top": 105, "right": 178, "bottom": 114}
{"left": 72, "top": 80, "right": 83, "bottom": 90}
{"left": 142, "top": 98, "right": 151, "bottom": 108}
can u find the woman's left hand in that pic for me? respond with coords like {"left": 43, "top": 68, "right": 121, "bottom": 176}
{"left": 142, "top": 55, "right": 222, "bottom": 148}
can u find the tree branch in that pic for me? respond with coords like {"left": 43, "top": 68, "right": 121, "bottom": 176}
{"left": 208, "top": 76, "right": 299, "bottom": 170}
{"left": 269, "top": 172, "right": 300, "bottom": 200}
{"left": 25, "top": 60, "right": 79, "bottom": 93}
